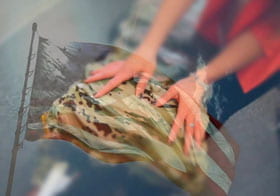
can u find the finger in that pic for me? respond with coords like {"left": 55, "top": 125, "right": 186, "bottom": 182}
{"left": 194, "top": 118, "right": 206, "bottom": 147}
{"left": 155, "top": 87, "right": 177, "bottom": 107}
{"left": 184, "top": 115, "right": 195, "bottom": 155}
{"left": 184, "top": 119, "right": 193, "bottom": 156}
{"left": 135, "top": 73, "right": 151, "bottom": 96}
{"left": 90, "top": 69, "right": 102, "bottom": 75}
{"left": 168, "top": 102, "right": 185, "bottom": 143}
{"left": 186, "top": 115, "right": 195, "bottom": 139}
{"left": 84, "top": 71, "right": 114, "bottom": 83}
{"left": 103, "top": 61, "right": 124, "bottom": 72}
{"left": 86, "top": 61, "right": 124, "bottom": 81}
{"left": 194, "top": 119, "right": 202, "bottom": 146}
{"left": 95, "top": 73, "right": 131, "bottom": 98}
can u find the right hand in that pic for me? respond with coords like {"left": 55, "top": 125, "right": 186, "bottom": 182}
{"left": 84, "top": 48, "right": 157, "bottom": 98}
{"left": 155, "top": 73, "right": 209, "bottom": 155}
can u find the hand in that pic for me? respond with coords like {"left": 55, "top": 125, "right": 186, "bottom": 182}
{"left": 155, "top": 73, "right": 210, "bottom": 155}
{"left": 84, "top": 48, "right": 157, "bottom": 98}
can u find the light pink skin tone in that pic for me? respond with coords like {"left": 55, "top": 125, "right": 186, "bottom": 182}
{"left": 84, "top": 49, "right": 156, "bottom": 97}
{"left": 85, "top": 0, "right": 264, "bottom": 155}
{"left": 155, "top": 75, "right": 207, "bottom": 154}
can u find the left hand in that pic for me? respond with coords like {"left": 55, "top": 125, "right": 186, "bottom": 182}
{"left": 84, "top": 49, "right": 156, "bottom": 98}
{"left": 155, "top": 73, "right": 210, "bottom": 155}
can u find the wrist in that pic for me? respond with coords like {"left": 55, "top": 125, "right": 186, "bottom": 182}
{"left": 135, "top": 45, "right": 158, "bottom": 61}
{"left": 137, "top": 39, "right": 161, "bottom": 56}
{"left": 190, "top": 72, "right": 209, "bottom": 91}
{"left": 195, "top": 66, "right": 222, "bottom": 85}
{"left": 192, "top": 68, "right": 214, "bottom": 105}
{"left": 195, "top": 68, "right": 210, "bottom": 85}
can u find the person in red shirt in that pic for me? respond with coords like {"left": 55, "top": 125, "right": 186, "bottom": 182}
{"left": 85, "top": 0, "right": 280, "bottom": 155}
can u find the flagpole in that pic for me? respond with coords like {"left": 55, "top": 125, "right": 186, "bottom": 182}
{"left": 5, "top": 23, "right": 38, "bottom": 196}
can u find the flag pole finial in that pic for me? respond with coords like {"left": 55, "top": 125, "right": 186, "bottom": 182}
{"left": 32, "top": 22, "right": 37, "bottom": 32}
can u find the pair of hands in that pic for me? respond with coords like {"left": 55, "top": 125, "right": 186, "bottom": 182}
{"left": 84, "top": 50, "right": 208, "bottom": 155}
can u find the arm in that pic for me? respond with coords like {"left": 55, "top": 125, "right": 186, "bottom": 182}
{"left": 156, "top": 31, "right": 265, "bottom": 154}
{"left": 196, "top": 31, "right": 264, "bottom": 84}
{"left": 86, "top": 0, "right": 196, "bottom": 97}
{"left": 137, "top": 0, "right": 196, "bottom": 56}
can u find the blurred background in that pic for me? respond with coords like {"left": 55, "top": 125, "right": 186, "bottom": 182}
{"left": 0, "top": 0, "right": 279, "bottom": 196}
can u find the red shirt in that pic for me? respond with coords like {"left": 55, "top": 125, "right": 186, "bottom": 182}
{"left": 197, "top": 0, "right": 280, "bottom": 93}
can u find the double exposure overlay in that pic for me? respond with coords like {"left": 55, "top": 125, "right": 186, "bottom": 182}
{"left": 0, "top": 0, "right": 279, "bottom": 196}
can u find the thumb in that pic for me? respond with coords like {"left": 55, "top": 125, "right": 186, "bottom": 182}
{"left": 155, "top": 87, "right": 176, "bottom": 107}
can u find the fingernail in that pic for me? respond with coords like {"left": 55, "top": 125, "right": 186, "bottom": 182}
{"left": 184, "top": 150, "right": 189, "bottom": 156}
{"left": 136, "top": 88, "right": 143, "bottom": 97}
{"left": 94, "top": 93, "right": 100, "bottom": 98}
{"left": 167, "top": 139, "right": 172, "bottom": 144}
{"left": 168, "top": 136, "right": 174, "bottom": 143}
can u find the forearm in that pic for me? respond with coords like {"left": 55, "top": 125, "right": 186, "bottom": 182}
{"left": 197, "top": 31, "right": 264, "bottom": 84}
{"left": 138, "top": 0, "right": 195, "bottom": 55}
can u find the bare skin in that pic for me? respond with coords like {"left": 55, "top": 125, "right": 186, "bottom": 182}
{"left": 85, "top": 0, "right": 264, "bottom": 155}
